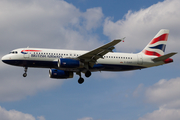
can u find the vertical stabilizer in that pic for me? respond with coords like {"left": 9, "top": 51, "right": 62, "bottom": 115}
{"left": 141, "top": 29, "right": 169, "bottom": 56}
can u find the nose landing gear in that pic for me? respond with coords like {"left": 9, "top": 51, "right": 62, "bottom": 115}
{"left": 23, "top": 67, "right": 28, "bottom": 77}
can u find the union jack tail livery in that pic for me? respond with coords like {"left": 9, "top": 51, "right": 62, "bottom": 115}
{"left": 141, "top": 29, "right": 169, "bottom": 57}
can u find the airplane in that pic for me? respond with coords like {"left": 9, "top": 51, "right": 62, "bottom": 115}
{"left": 1, "top": 29, "right": 177, "bottom": 84}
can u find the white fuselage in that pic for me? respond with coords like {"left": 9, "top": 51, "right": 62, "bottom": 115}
{"left": 1, "top": 29, "right": 175, "bottom": 84}
{"left": 2, "top": 48, "right": 165, "bottom": 72}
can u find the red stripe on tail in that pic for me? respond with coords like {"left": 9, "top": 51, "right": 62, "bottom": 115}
{"left": 143, "top": 50, "right": 161, "bottom": 57}
{"left": 150, "top": 33, "right": 168, "bottom": 45}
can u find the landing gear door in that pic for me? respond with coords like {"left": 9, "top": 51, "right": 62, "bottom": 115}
{"left": 137, "top": 54, "right": 143, "bottom": 65}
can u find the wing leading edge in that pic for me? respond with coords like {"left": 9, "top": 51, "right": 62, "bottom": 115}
{"left": 78, "top": 39, "right": 123, "bottom": 67}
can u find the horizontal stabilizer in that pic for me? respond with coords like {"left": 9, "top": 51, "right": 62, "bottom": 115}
{"left": 152, "top": 52, "right": 177, "bottom": 61}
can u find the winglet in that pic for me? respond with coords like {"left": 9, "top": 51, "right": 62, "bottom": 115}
{"left": 114, "top": 37, "right": 125, "bottom": 42}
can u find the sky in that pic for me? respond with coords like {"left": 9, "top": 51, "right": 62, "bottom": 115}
{"left": 0, "top": 0, "right": 180, "bottom": 120}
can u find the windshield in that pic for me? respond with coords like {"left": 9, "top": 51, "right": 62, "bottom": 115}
{"left": 9, "top": 51, "right": 18, "bottom": 54}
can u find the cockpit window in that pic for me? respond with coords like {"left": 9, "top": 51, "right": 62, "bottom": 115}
{"left": 9, "top": 51, "right": 18, "bottom": 54}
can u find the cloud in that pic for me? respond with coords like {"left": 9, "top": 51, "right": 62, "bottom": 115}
{"left": 138, "top": 107, "right": 180, "bottom": 120}
{"left": 37, "top": 116, "right": 46, "bottom": 120}
{"left": 77, "top": 117, "right": 93, "bottom": 120}
{"left": 134, "top": 77, "right": 180, "bottom": 108}
{"left": 0, "top": 106, "right": 38, "bottom": 120}
{"left": 135, "top": 77, "right": 180, "bottom": 120}
{"left": 0, "top": 0, "right": 104, "bottom": 51}
{"left": 103, "top": 0, "right": 180, "bottom": 55}
{"left": 145, "top": 77, "right": 180, "bottom": 108}
{"left": 133, "top": 83, "right": 144, "bottom": 97}
{"left": 0, "top": 67, "right": 63, "bottom": 101}
{"left": 82, "top": 7, "right": 104, "bottom": 31}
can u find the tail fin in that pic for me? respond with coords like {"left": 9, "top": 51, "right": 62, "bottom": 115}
{"left": 141, "top": 29, "right": 169, "bottom": 57}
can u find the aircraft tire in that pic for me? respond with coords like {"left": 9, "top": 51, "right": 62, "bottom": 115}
{"left": 23, "top": 73, "right": 27, "bottom": 77}
{"left": 85, "top": 71, "right": 91, "bottom": 78}
{"left": 78, "top": 78, "right": 84, "bottom": 84}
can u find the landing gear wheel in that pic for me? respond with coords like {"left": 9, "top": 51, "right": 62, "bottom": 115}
{"left": 23, "top": 73, "right": 27, "bottom": 77}
{"left": 23, "top": 67, "right": 28, "bottom": 77}
{"left": 78, "top": 78, "right": 84, "bottom": 84}
{"left": 85, "top": 71, "right": 91, "bottom": 78}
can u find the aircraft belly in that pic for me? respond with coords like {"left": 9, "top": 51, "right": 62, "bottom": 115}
{"left": 5, "top": 59, "right": 146, "bottom": 72}
{"left": 3, "top": 59, "right": 57, "bottom": 68}
{"left": 99, "top": 64, "right": 146, "bottom": 71}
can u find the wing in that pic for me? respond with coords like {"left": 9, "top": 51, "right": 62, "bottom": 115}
{"left": 78, "top": 39, "right": 123, "bottom": 67}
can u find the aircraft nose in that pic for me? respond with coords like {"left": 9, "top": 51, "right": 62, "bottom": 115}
{"left": 1, "top": 55, "right": 10, "bottom": 64}
{"left": 2, "top": 55, "right": 7, "bottom": 63}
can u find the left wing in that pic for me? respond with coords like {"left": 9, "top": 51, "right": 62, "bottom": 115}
{"left": 78, "top": 39, "right": 123, "bottom": 67}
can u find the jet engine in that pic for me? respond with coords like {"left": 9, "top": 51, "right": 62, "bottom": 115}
{"left": 58, "top": 58, "right": 84, "bottom": 68}
{"left": 49, "top": 69, "right": 73, "bottom": 79}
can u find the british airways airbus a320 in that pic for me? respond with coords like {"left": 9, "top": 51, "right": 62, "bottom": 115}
{"left": 1, "top": 29, "right": 177, "bottom": 84}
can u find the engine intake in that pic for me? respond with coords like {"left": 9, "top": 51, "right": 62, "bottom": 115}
{"left": 49, "top": 69, "right": 73, "bottom": 79}
{"left": 58, "top": 58, "right": 84, "bottom": 68}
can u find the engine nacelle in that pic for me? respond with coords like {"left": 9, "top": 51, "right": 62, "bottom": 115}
{"left": 49, "top": 69, "right": 73, "bottom": 79}
{"left": 58, "top": 58, "right": 84, "bottom": 68}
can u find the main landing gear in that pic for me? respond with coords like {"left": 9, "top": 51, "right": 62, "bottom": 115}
{"left": 77, "top": 70, "right": 91, "bottom": 84}
{"left": 23, "top": 67, "right": 28, "bottom": 77}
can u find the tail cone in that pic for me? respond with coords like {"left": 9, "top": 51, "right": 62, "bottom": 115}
{"left": 164, "top": 58, "right": 173, "bottom": 64}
